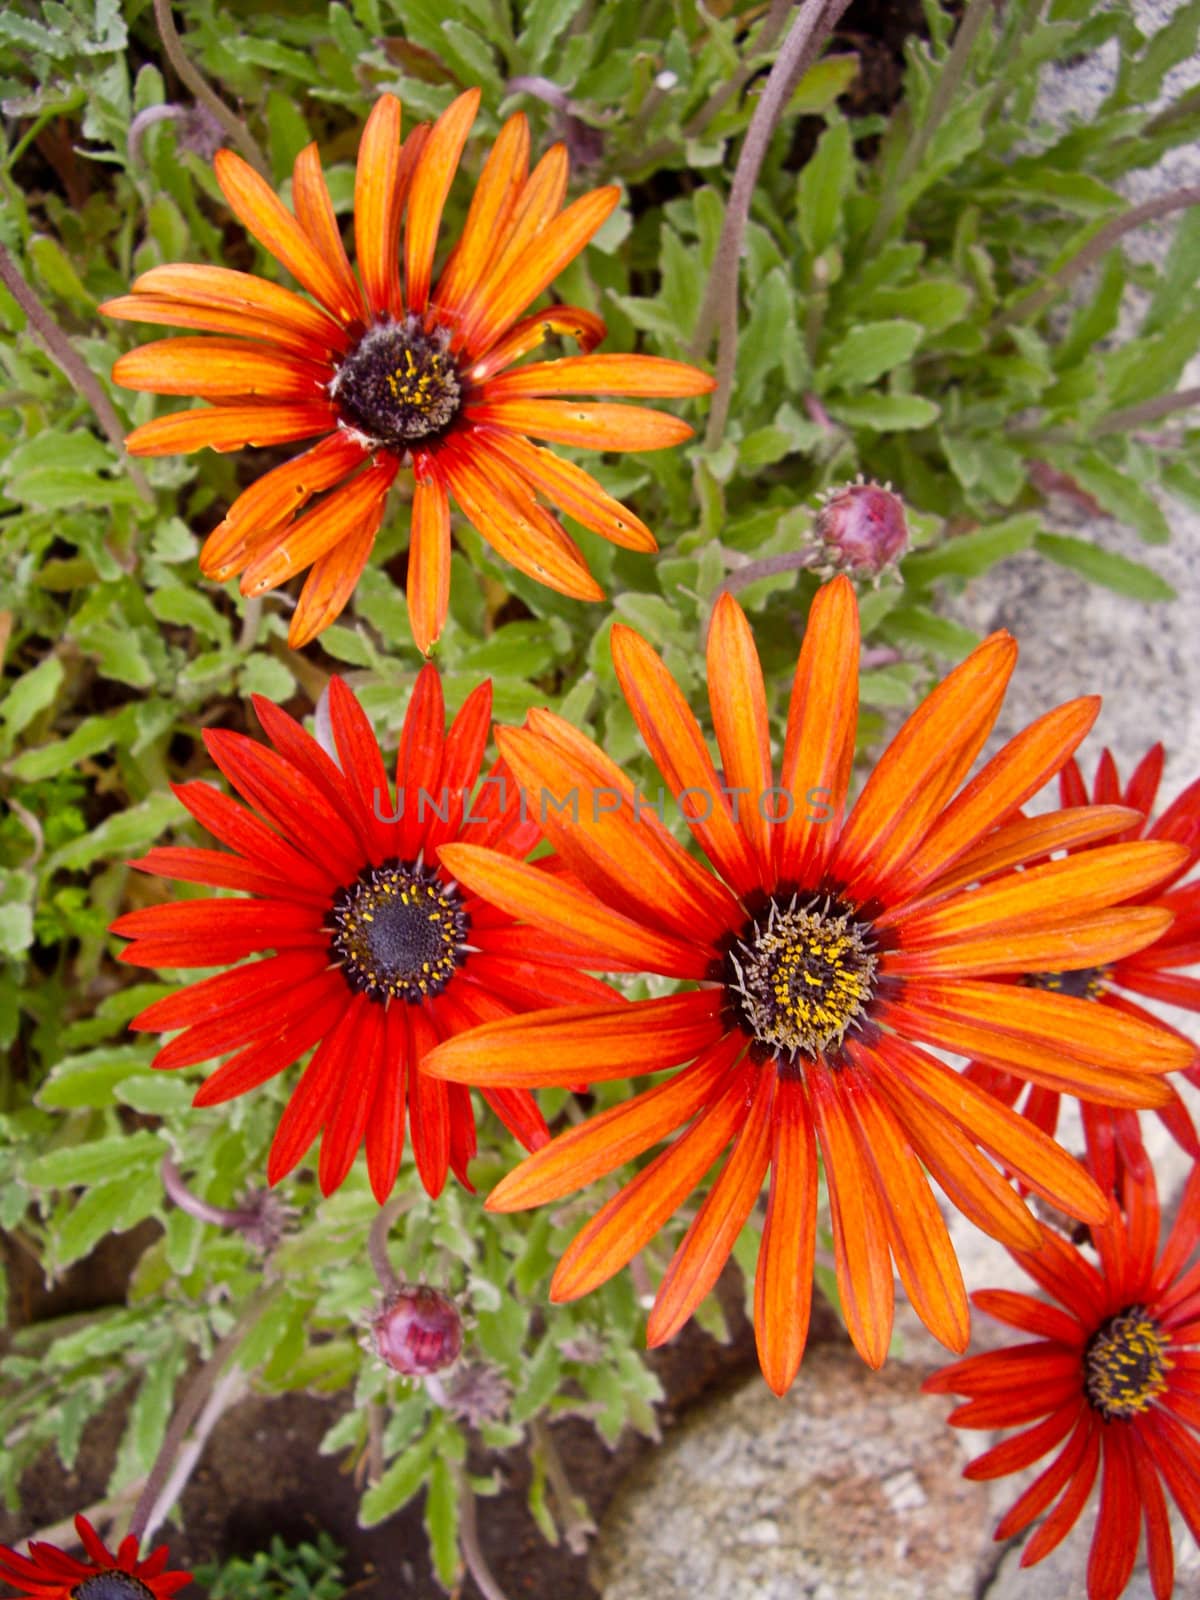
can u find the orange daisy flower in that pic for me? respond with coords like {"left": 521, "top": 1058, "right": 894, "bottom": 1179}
{"left": 422, "top": 577, "right": 1193, "bottom": 1392}
{"left": 111, "top": 668, "right": 614, "bottom": 1201}
{"left": 0, "top": 1513, "right": 190, "bottom": 1599}
{"left": 966, "top": 744, "right": 1200, "bottom": 1191}
{"left": 102, "top": 90, "right": 714, "bottom": 651}
{"left": 925, "top": 1162, "right": 1200, "bottom": 1600}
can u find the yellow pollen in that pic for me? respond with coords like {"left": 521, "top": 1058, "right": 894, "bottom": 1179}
{"left": 1084, "top": 1307, "right": 1172, "bottom": 1420}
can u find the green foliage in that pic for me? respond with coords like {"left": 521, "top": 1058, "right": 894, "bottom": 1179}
{"left": 193, "top": 1531, "right": 347, "bottom": 1599}
{"left": 1, "top": 0, "right": 1197, "bottom": 1587}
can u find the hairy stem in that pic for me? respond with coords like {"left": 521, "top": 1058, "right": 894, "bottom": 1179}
{"left": 866, "top": 0, "right": 993, "bottom": 253}
{"left": 152, "top": 0, "right": 268, "bottom": 176}
{"left": 529, "top": 1417, "right": 597, "bottom": 1556}
{"left": 139, "top": 1365, "right": 246, "bottom": 1546}
{"left": 457, "top": 1469, "right": 512, "bottom": 1600}
{"left": 160, "top": 1154, "right": 246, "bottom": 1229}
{"left": 0, "top": 242, "right": 153, "bottom": 505}
{"left": 692, "top": 0, "right": 853, "bottom": 450}
{"left": 1094, "top": 385, "right": 1200, "bottom": 435}
{"left": 367, "top": 1192, "right": 413, "bottom": 1296}
{"left": 714, "top": 547, "right": 822, "bottom": 599}
{"left": 997, "top": 186, "right": 1200, "bottom": 327}
{"left": 126, "top": 1289, "right": 273, "bottom": 1543}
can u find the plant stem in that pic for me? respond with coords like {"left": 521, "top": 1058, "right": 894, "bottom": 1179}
{"left": 151, "top": 0, "right": 269, "bottom": 177}
{"left": 691, "top": 0, "right": 853, "bottom": 451}
{"left": 126, "top": 1289, "right": 273, "bottom": 1543}
{"left": 865, "top": 0, "right": 993, "bottom": 253}
{"left": 996, "top": 186, "right": 1200, "bottom": 327}
{"left": 714, "top": 547, "right": 822, "bottom": 599}
{"left": 1094, "top": 385, "right": 1200, "bottom": 435}
{"left": 0, "top": 242, "right": 153, "bottom": 505}
{"left": 139, "top": 1365, "right": 246, "bottom": 1546}
{"left": 160, "top": 1154, "right": 244, "bottom": 1229}
{"left": 457, "top": 1469, "right": 512, "bottom": 1600}
{"left": 367, "top": 1193, "right": 412, "bottom": 1296}
{"left": 529, "top": 1417, "right": 596, "bottom": 1556}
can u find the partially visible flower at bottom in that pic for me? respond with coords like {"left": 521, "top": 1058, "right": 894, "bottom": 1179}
{"left": 0, "top": 1514, "right": 191, "bottom": 1599}
{"left": 925, "top": 1164, "right": 1200, "bottom": 1600}
{"left": 966, "top": 742, "right": 1200, "bottom": 1190}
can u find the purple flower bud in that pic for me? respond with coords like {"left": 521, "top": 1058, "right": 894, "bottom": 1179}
{"left": 815, "top": 480, "right": 909, "bottom": 575}
{"left": 372, "top": 1285, "right": 463, "bottom": 1376}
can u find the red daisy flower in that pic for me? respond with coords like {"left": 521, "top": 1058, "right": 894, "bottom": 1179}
{"left": 925, "top": 1162, "right": 1200, "bottom": 1600}
{"left": 966, "top": 744, "right": 1200, "bottom": 1190}
{"left": 421, "top": 576, "right": 1193, "bottom": 1391}
{"left": 101, "top": 91, "right": 713, "bottom": 652}
{"left": 111, "top": 668, "right": 614, "bottom": 1200}
{"left": 0, "top": 1513, "right": 190, "bottom": 1599}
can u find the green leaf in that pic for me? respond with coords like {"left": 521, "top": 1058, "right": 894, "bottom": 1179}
{"left": 824, "top": 393, "right": 940, "bottom": 430}
{"left": 901, "top": 513, "right": 1041, "bottom": 584}
{"left": 797, "top": 116, "right": 853, "bottom": 258}
{"left": 38, "top": 1045, "right": 154, "bottom": 1109}
{"left": 1058, "top": 450, "right": 1172, "bottom": 544}
{"left": 789, "top": 53, "right": 860, "bottom": 115}
{"left": 114, "top": 1075, "right": 195, "bottom": 1114}
{"left": 1034, "top": 533, "right": 1175, "bottom": 601}
{"left": 0, "top": 656, "right": 63, "bottom": 739}
{"left": 818, "top": 320, "right": 923, "bottom": 390}
{"left": 24, "top": 1130, "right": 163, "bottom": 1189}
{"left": 424, "top": 1455, "right": 460, "bottom": 1590}
{"left": 45, "top": 792, "right": 183, "bottom": 872}
{"left": 359, "top": 1435, "right": 436, "bottom": 1526}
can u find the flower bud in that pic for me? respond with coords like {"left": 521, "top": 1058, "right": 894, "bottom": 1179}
{"left": 372, "top": 1285, "right": 463, "bottom": 1376}
{"left": 815, "top": 479, "right": 909, "bottom": 576}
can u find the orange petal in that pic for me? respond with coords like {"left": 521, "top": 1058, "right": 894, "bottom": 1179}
{"left": 882, "top": 840, "right": 1188, "bottom": 942}
{"left": 647, "top": 1062, "right": 775, "bottom": 1348}
{"left": 405, "top": 88, "right": 480, "bottom": 314}
{"left": 479, "top": 353, "right": 716, "bottom": 399}
{"left": 240, "top": 457, "right": 398, "bottom": 594}
{"left": 466, "top": 304, "right": 607, "bottom": 383}
{"left": 611, "top": 622, "right": 760, "bottom": 896}
{"left": 407, "top": 453, "right": 451, "bottom": 654}
{"left": 707, "top": 592, "right": 776, "bottom": 886}
{"left": 100, "top": 292, "right": 336, "bottom": 361}
{"left": 462, "top": 184, "right": 620, "bottom": 359}
{"left": 424, "top": 992, "right": 729, "bottom": 1086}
{"left": 113, "top": 338, "right": 327, "bottom": 400}
{"left": 465, "top": 396, "right": 693, "bottom": 451}
{"left": 124, "top": 401, "right": 337, "bottom": 456}
{"left": 550, "top": 1056, "right": 757, "bottom": 1303}
{"left": 888, "top": 697, "right": 1101, "bottom": 900}
{"left": 434, "top": 842, "right": 709, "bottom": 978}
{"left": 914, "top": 805, "right": 1146, "bottom": 901}
{"left": 435, "top": 435, "right": 603, "bottom": 600}
{"left": 200, "top": 430, "right": 369, "bottom": 577}
{"left": 808, "top": 1066, "right": 894, "bottom": 1369}
{"left": 451, "top": 143, "right": 567, "bottom": 344}
{"left": 454, "top": 426, "right": 655, "bottom": 551}
{"left": 776, "top": 575, "right": 860, "bottom": 885}
{"left": 754, "top": 1071, "right": 819, "bottom": 1395}
{"left": 487, "top": 1031, "right": 745, "bottom": 1212}
{"left": 843, "top": 1068, "right": 969, "bottom": 1353}
{"left": 434, "top": 112, "right": 531, "bottom": 317}
{"left": 287, "top": 488, "right": 387, "bottom": 647}
{"left": 292, "top": 141, "right": 367, "bottom": 326}
{"left": 886, "top": 905, "right": 1173, "bottom": 978}
{"left": 832, "top": 632, "right": 1018, "bottom": 898}
{"left": 354, "top": 96, "right": 404, "bottom": 318}
{"left": 213, "top": 148, "right": 361, "bottom": 324}
{"left": 497, "top": 721, "right": 740, "bottom": 946}
{"left": 127, "top": 262, "right": 348, "bottom": 349}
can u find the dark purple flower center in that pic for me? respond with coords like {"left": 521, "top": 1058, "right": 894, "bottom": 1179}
{"left": 71, "top": 1576, "right": 155, "bottom": 1600}
{"left": 332, "top": 315, "right": 462, "bottom": 445}
{"left": 724, "top": 892, "right": 877, "bottom": 1059}
{"left": 327, "top": 858, "right": 470, "bottom": 1003}
{"left": 1084, "top": 1305, "right": 1172, "bottom": 1420}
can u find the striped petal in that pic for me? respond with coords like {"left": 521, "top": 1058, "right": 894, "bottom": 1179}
{"left": 288, "top": 489, "right": 386, "bottom": 647}
{"left": 885, "top": 905, "right": 1173, "bottom": 978}
{"left": 464, "top": 396, "right": 693, "bottom": 450}
{"left": 434, "top": 111, "right": 530, "bottom": 316}
{"left": 707, "top": 592, "right": 777, "bottom": 885}
{"left": 479, "top": 353, "right": 715, "bottom": 399}
{"left": 114, "top": 338, "right": 327, "bottom": 399}
{"left": 405, "top": 88, "right": 480, "bottom": 314}
{"left": 466, "top": 304, "right": 606, "bottom": 382}
{"left": 124, "top": 401, "right": 337, "bottom": 456}
{"left": 101, "top": 292, "right": 337, "bottom": 360}
{"left": 127, "top": 262, "right": 348, "bottom": 348}
{"left": 467, "top": 429, "right": 655, "bottom": 551}
{"left": 921, "top": 805, "right": 1144, "bottom": 899}
{"left": 240, "top": 457, "right": 399, "bottom": 596}
{"left": 292, "top": 141, "right": 366, "bottom": 326}
{"left": 354, "top": 94, "right": 405, "bottom": 318}
{"left": 755, "top": 1071, "right": 818, "bottom": 1395}
{"left": 407, "top": 453, "right": 452, "bottom": 654}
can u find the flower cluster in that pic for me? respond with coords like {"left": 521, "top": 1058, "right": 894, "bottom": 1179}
{"left": 10, "top": 86, "right": 1198, "bottom": 1600}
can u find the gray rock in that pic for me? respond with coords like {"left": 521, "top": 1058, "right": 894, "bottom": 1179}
{"left": 592, "top": 1346, "right": 994, "bottom": 1600}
